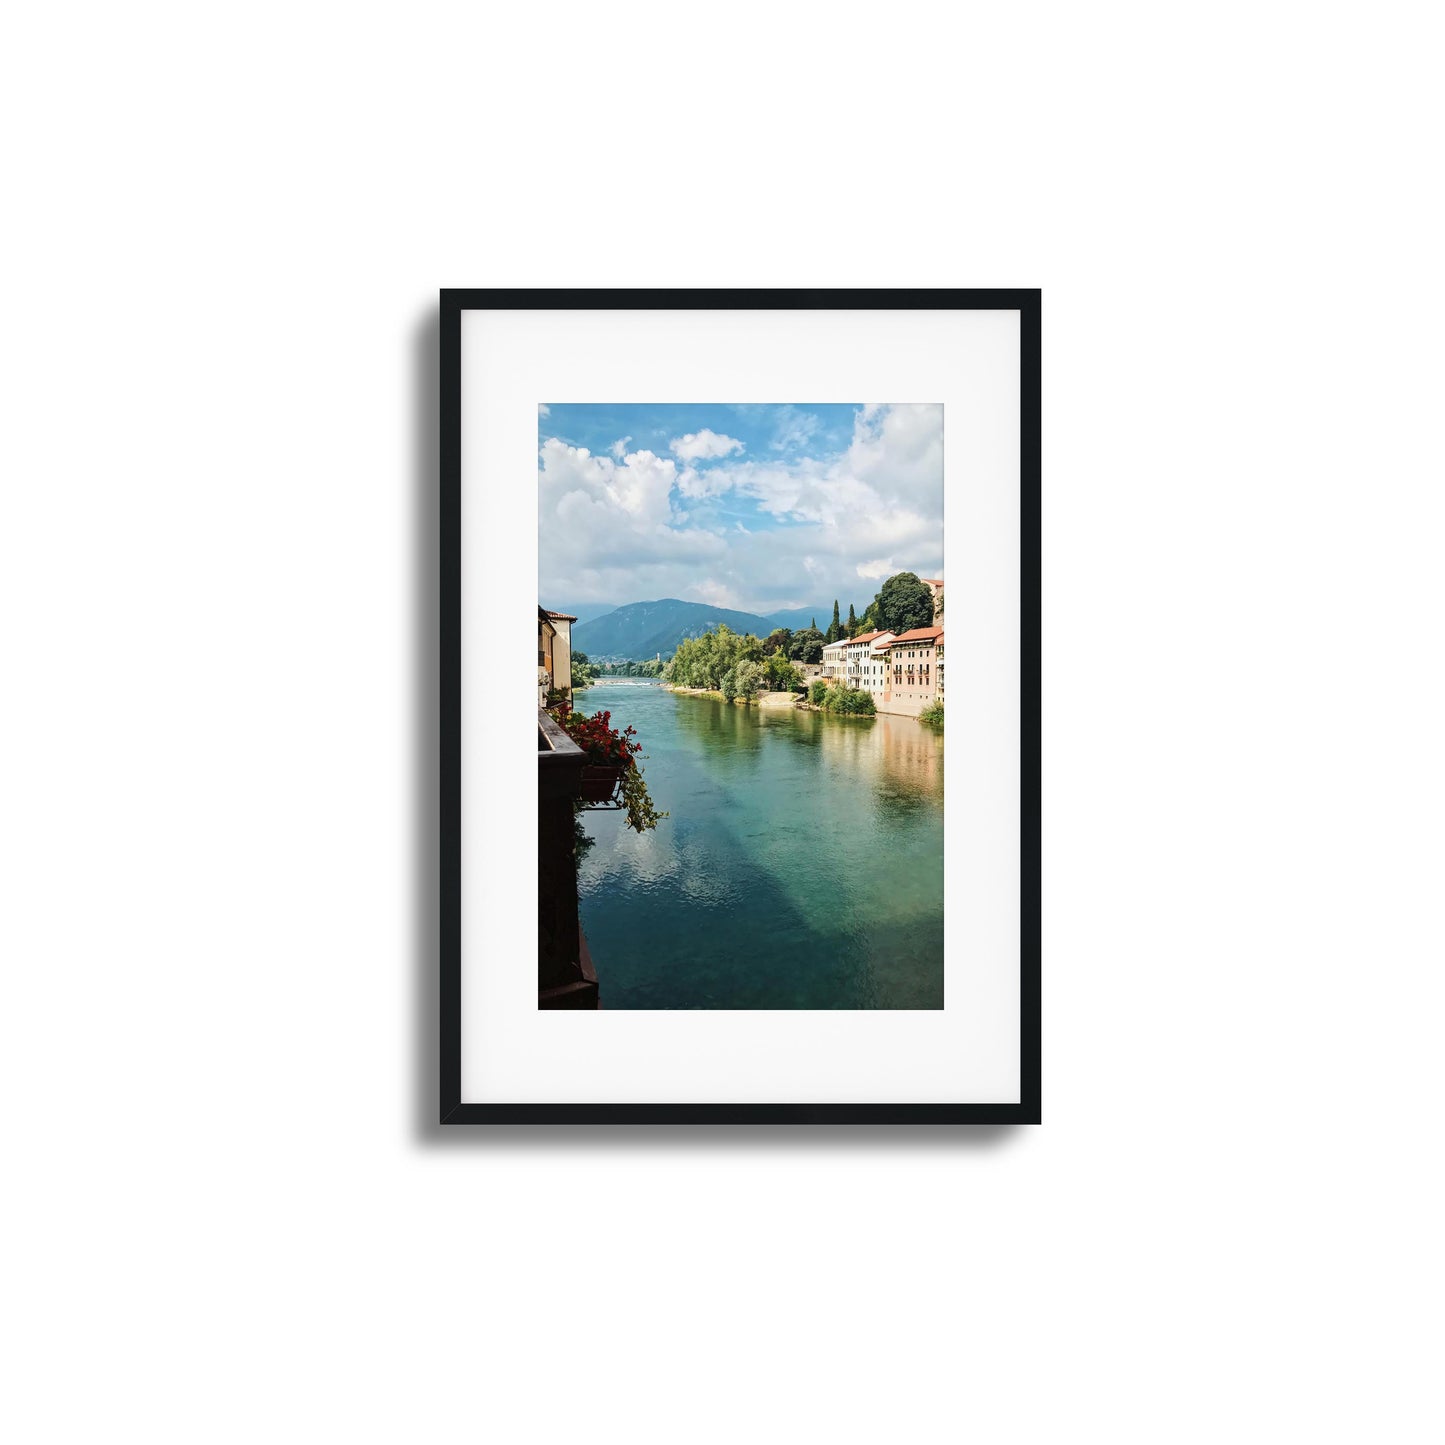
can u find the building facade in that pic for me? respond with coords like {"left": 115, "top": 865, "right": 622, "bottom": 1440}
{"left": 879, "top": 626, "right": 944, "bottom": 716}
{"left": 821, "top": 638, "right": 849, "bottom": 682}
{"left": 841, "top": 630, "right": 896, "bottom": 695}
{"left": 919, "top": 577, "right": 944, "bottom": 622}
{"left": 538, "top": 605, "right": 576, "bottom": 707}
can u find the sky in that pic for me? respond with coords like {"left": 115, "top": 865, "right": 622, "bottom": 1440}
{"left": 537, "top": 402, "right": 943, "bottom": 622}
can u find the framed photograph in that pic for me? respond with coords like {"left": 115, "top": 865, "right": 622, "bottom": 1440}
{"left": 441, "top": 289, "right": 1039, "bottom": 1123}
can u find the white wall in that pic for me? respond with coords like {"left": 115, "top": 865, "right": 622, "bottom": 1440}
{"left": 3, "top": 6, "right": 1442, "bottom": 1444}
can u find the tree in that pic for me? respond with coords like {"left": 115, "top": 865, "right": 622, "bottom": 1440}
{"left": 719, "top": 666, "right": 738, "bottom": 703}
{"left": 810, "top": 616, "right": 817, "bottom": 630}
{"left": 872, "top": 572, "right": 934, "bottom": 635}
{"left": 846, "top": 603, "right": 857, "bottom": 637}
{"left": 763, "top": 628, "right": 792, "bottom": 657}
{"left": 571, "top": 650, "right": 598, "bottom": 689}
{"left": 764, "top": 652, "right": 802, "bottom": 691}
{"left": 735, "top": 658, "right": 764, "bottom": 701}
{"left": 788, "top": 627, "right": 825, "bottom": 664}
{"left": 826, "top": 600, "right": 841, "bottom": 643}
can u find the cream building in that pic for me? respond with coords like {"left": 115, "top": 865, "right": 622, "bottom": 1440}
{"left": 842, "top": 630, "right": 896, "bottom": 696}
{"left": 538, "top": 605, "right": 576, "bottom": 707}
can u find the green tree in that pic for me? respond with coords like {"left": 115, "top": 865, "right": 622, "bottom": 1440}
{"left": 764, "top": 652, "right": 802, "bottom": 691}
{"left": 826, "top": 600, "right": 841, "bottom": 643}
{"left": 810, "top": 616, "right": 817, "bottom": 630}
{"left": 735, "top": 658, "right": 764, "bottom": 701}
{"left": 570, "top": 649, "right": 598, "bottom": 689}
{"left": 846, "top": 603, "right": 857, "bottom": 637}
{"left": 872, "top": 572, "right": 934, "bottom": 635}
{"left": 789, "top": 627, "right": 825, "bottom": 664}
{"left": 763, "top": 628, "right": 792, "bottom": 656}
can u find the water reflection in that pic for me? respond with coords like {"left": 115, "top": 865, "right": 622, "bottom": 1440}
{"left": 574, "top": 684, "right": 944, "bottom": 1009}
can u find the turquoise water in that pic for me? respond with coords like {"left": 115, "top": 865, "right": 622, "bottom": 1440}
{"left": 575, "top": 682, "right": 944, "bottom": 1009}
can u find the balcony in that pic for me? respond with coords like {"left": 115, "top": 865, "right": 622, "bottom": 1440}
{"left": 537, "top": 708, "right": 600, "bottom": 1009}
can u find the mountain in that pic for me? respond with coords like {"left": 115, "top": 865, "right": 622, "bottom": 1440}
{"left": 765, "top": 606, "right": 826, "bottom": 632}
{"left": 572, "top": 599, "right": 778, "bottom": 660}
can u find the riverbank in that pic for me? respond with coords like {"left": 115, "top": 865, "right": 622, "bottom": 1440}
{"left": 667, "top": 685, "right": 801, "bottom": 709}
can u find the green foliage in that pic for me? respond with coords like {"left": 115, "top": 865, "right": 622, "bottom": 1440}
{"left": 763, "top": 628, "right": 793, "bottom": 656}
{"left": 820, "top": 683, "right": 876, "bottom": 716}
{"left": 918, "top": 700, "right": 944, "bottom": 727}
{"left": 826, "top": 600, "right": 841, "bottom": 643}
{"left": 808, "top": 679, "right": 829, "bottom": 706}
{"left": 764, "top": 652, "right": 803, "bottom": 691}
{"left": 846, "top": 603, "right": 857, "bottom": 637}
{"left": 618, "top": 759, "right": 666, "bottom": 831}
{"left": 571, "top": 649, "right": 599, "bottom": 689}
{"left": 596, "top": 657, "right": 665, "bottom": 677}
{"left": 719, "top": 666, "right": 738, "bottom": 703}
{"left": 788, "top": 627, "right": 825, "bottom": 664}
{"left": 665, "top": 623, "right": 772, "bottom": 691}
{"left": 735, "top": 658, "right": 764, "bottom": 700}
{"left": 871, "top": 572, "right": 934, "bottom": 636}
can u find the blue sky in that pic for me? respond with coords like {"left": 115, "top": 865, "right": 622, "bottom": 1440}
{"left": 537, "top": 402, "right": 944, "bottom": 622}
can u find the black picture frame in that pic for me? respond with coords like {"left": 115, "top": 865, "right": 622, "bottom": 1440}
{"left": 440, "top": 288, "right": 1040, "bottom": 1125}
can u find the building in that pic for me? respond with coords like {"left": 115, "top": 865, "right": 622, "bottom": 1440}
{"left": 821, "top": 638, "right": 849, "bottom": 682}
{"left": 879, "top": 626, "right": 944, "bottom": 716}
{"left": 916, "top": 577, "right": 944, "bottom": 622}
{"left": 538, "top": 605, "right": 576, "bottom": 707}
{"left": 842, "top": 630, "right": 896, "bottom": 695}
{"left": 919, "top": 578, "right": 944, "bottom": 621}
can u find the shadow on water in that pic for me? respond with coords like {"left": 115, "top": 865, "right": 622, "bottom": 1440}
{"left": 576, "top": 684, "right": 944, "bottom": 1010}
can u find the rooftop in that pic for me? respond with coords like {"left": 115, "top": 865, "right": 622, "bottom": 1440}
{"left": 882, "top": 626, "right": 944, "bottom": 647}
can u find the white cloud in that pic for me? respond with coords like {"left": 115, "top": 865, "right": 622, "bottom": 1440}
{"left": 539, "top": 404, "right": 943, "bottom": 614}
{"left": 669, "top": 428, "right": 744, "bottom": 462}
{"left": 610, "top": 436, "right": 632, "bottom": 459}
{"left": 538, "top": 403, "right": 550, "bottom": 417}
{"left": 770, "top": 405, "right": 820, "bottom": 452}
{"left": 856, "top": 558, "right": 897, "bottom": 580}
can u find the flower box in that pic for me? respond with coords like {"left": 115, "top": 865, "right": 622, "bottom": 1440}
{"left": 580, "top": 764, "right": 625, "bottom": 804}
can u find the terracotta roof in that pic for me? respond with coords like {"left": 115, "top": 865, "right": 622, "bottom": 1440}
{"left": 881, "top": 626, "right": 944, "bottom": 647}
{"left": 538, "top": 606, "right": 578, "bottom": 622}
{"left": 847, "top": 630, "right": 892, "bottom": 646}
{"left": 920, "top": 578, "right": 943, "bottom": 586}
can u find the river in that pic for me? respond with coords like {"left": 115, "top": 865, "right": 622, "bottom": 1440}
{"left": 574, "top": 681, "right": 944, "bottom": 1008}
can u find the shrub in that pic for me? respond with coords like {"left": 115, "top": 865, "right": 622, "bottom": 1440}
{"left": 919, "top": 700, "right": 944, "bottom": 727}
{"left": 808, "top": 679, "right": 829, "bottom": 706}
{"left": 822, "top": 684, "right": 876, "bottom": 716}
